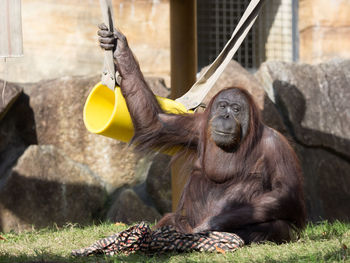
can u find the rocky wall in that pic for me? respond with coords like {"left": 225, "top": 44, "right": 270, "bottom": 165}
{"left": 0, "top": 59, "right": 349, "bottom": 232}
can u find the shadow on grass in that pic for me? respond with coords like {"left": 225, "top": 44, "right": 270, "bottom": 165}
{"left": 2, "top": 247, "right": 348, "bottom": 263}
{"left": 1, "top": 221, "right": 349, "bottom": 263}
{"left": 1, "top": 243, "right": 349, "bottom": 263}
{"left": 256, "top": 247, "right": 348, "bottom": 263}
{"left": 0, "top": 252, "right": 177, "bottom": 263}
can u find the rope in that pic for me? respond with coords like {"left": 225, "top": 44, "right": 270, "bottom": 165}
{"left": 72, "top": 222, "right": 244, "bottom": 256}
{"left": 2, "top": 58, "right": 7, "bottom": 105}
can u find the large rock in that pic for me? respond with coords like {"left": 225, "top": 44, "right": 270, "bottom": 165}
{"left": 146, "top": 153, "right": 172, "bottom": 214}
{"left": 0, "top": 145, "right": 106, "bottom": 232}
{"left": 0, "top": 80, "right": 22, "bottom": 120}
{"left": 199, "top": 60, "right": 289, "bottom": 136}
{"left": 200, "top": 60, "right": 265, "bottom": 108}
{"left": 107, "top": 188, "right": 161, "bottom": 224}
{"left": 0, "top": 75, "right": 170, "bottom": 193}
{"left": 0, "top": 76, "right": 173, "bottom": 231}
{"left": 0, "top": 92, "right": 36, "bottom": 183}
{"left": 145, "top": 77, "right": 171, "bottom": 98}
{"left": 22, "top": 75, "right": 140, "bottom": 193}
{"left": 296, "top": 145, "right": 350, "bottom": 222}
{"left": 256, "top": 60, "right": 350, "bottom": 158}
{"left": 256, "top": 59, "right": 350, "bottom": 221}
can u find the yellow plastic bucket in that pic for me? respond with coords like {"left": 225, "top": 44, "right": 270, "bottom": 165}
{"left": 83, "top": 82, "right": 192, "bottom": 143}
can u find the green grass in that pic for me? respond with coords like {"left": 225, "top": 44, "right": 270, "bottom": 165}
{"left": 0, "top": 221, "right": 349, "bottom": 263}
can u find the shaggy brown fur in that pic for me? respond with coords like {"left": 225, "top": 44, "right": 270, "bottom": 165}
{"left": 103, "top": 28, "right": 306, "bottom": 244}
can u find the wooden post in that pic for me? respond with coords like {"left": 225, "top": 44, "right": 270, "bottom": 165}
{"left": 0, "top": 0, "right": 23, "bottom": 57}
{"left": 170, "top": 0, "right": 197, "bottom": 99}
{"left": 170, "top": 0, "right": 197, "bottom": 211}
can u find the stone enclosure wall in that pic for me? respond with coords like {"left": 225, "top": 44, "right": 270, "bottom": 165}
{"left": 1, "top": 59, "right": 349, "bottom": 232}
{"left": 0, "top": 75, "right": 171, "bottom": 232}
{"left": 299, "top": 0, "right": 350, "bottom": 63}
{"left": 0, "top": 0, "right": 349, "bottom": 232}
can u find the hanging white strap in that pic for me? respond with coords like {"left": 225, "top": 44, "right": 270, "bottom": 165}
{"left": 99, "top": 0, "right": 119, "bottom": 91}
{"left": 176, "top": 0, "right": 265, "bottom": 110}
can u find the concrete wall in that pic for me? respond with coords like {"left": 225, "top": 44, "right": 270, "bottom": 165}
{"left": 3, "top": 0, "right": 349, "bottom": 83}
{"left": 299, "top": 0, "right": 350, "bottom": 63}
{"left": 0, "top": 0, "right": 170, "bottom": 85}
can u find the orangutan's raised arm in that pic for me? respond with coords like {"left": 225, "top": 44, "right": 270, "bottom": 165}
{"left": 98, "top": 24, "right": 200, "bottom": 151}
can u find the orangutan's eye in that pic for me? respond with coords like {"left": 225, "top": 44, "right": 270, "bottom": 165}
{"left": 232, "top": 104, "right": 241, "bottom": 113}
